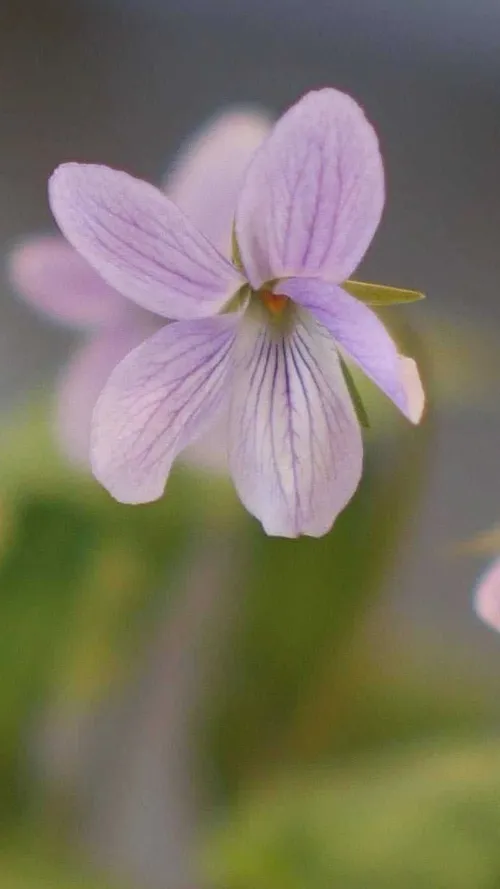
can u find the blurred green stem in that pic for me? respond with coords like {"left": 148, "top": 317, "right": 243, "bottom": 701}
{"left": 282, "top": 431, "right": 430, "bottom": 763}
{"left": 78, "top": 522, "right": 243, "bottom": 889}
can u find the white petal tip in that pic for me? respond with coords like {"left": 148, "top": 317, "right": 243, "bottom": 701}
{"left": 260, "top": 518, "right": 322, "bottom": 539}
{"left": 48, "top": 162, "right": 76, "bottom": 194}
{"left": 91, "top": 461, "right": 164, "bottom": 506}
{"left": 48, "top": 164, "right": 84, "bottom": 223}
{"left": 260, "top": 508, "right": 350, "bottom": 539}
{"left": 400, "top": 356, "right": 425, "bottom": 424}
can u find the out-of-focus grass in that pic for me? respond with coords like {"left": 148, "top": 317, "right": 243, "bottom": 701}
{"left": 0, "top": 404, "right": 237, "bottom": 822}
{"left": 0, "top": 859, "right": 112, "bottom": 889}
{"left": 206, "top": 737, "right": 500, "bottom": 889}
{"left": 0, "top": 830, "right": 115, "bottom": 889}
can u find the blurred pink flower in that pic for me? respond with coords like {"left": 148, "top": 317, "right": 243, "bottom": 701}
{"left": 49, "top": 88, "right": 424, "bottom": 537}
{"left": 475, "top": 557, "right": 500, "bottom": 632}
{"left": 9, "top": 109, "right": 272, "bottom": 468}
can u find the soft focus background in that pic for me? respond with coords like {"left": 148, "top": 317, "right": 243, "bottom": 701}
{"left": 1, "top": 1, "right": 500, "bottom": 887}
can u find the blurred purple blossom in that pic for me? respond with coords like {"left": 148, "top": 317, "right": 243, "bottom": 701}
{"left": 9, "top": 109, "right": 271, "bottom": 469}
{"left": 49, "top": 88, "right": 424, "bottom": 537}
{"left": 475, "top": 558, "right": 500, "bottom": 632}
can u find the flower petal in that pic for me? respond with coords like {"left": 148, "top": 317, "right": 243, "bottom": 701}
{"left": 399, "top": 356, "right": 425, "bottom": 424}
{"left": 182, "top": 413, "right": 228, "bottom": 475}
{"left": 228, "top": 307, "right": 363, "bottom": 537}
{"left": 235, "top": 88, "right": 384, "bottom": 287}
{"left": 49, "top": 164, "right": 244, "bottom": 320}
{"left": 280, "top": 277, "right": 424, "bottom": 423}
{"left": 57, "top": 318, "right": 160, "bottom": 466}
{"left": 8, "top": 235, "right": 126, "bottom": 328}
{"left": 474, "top": 557, "right": 500, "bottom": 633}
{"left": 91, "top": 315, "right": 238, "bottom": 503}
{"left": 165, "top": 108, "right": 272, "bottom": 253}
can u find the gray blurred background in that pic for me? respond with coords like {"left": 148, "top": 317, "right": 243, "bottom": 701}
{"left": 1, "top": 0, "right": 499, "bottom": 674}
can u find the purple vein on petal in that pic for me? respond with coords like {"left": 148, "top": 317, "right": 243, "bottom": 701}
{"left": 92, "top": 316, "right": 238, "bottom": 502}
{"left": 228, "top": 309, "right": 363, "bottom": 537}
{"left": 49, "top": 164, "right": 243, "bottom": 320}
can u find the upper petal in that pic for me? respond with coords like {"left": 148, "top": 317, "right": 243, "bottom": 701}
{"left": 8, "top": 235, "right": 126, "bottom": 328}
{"left": 474, "top": 557, "right": 500, "bottom": 633}
{"left": 49, "top": 164, "right": 244, "bottom": 321}
{"left": 165, "top": 109, "right": 272, "bottom": 253}
{"left": 228, "top": 306, "right": 363, "bottom": 537}
{"left": 280, "top": 277, "right": 424, "bottom": 424}
{"left": 57, "top": 318, "right": 159, "bottom": 466}
{"left": 91, "top": 315, "right": 238, "bottom": 503}
{"left": 235, "top": 88, "right": 384, "bottom": 288}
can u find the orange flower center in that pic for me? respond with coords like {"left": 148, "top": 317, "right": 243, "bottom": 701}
{"left": 260, "top": 290, "right": 288, "bottom": 316}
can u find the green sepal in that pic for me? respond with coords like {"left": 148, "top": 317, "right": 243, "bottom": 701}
{"left": 231, "top": 224, "right": 245, "bottom": 273}
{"left": 339, "top": 357, "right": 370, "bottom": 428}
{"left": 344, "top": 279, "right": 425, "bottom": 306}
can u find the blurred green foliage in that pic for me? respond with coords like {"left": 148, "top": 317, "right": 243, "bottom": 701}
{"left": 206, "top": 737, "right": 500, "bottom": 889}
{"left": 0, "top": 404, "right": 233, "bottom": 822}
{"left": 0, "top": 839, "right": 114, "bottom": 889}
{"left": 206, "top": 415, "right": 431, "bottom": 799}
{"left": 0, "top": 309, "right": 498, "bottom": 889}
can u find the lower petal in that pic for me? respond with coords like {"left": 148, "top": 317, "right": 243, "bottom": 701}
{"left": 280, "top": 278, "right": 424, "bottom": 424}
{"left": 57, "top": 318, "right": 159, "bottom": 466}
{"left": 91, "top": 315, "right": 238, "bottom": 503}
{"left": 228, "top": 308, "right": 363, "bottom": 537}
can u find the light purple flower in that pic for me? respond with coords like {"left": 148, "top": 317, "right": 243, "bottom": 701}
{"left": 9, "top": 110, "right": 271, "bottom": 467}
{"left": 475, "top": 557, "right": 500, "bottom": 632}
{"left": 49, "top": 88, "right": 424, "bottom": 538}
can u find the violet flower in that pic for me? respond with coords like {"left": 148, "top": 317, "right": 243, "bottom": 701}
{"left": 475, "top": 558, "right": 500, "bottom": 632}
{"left": 9, "top": 110, "right": 271, "bottom": 467}
{"left": 49, "top": 88, "right": 424, "bottom": 537}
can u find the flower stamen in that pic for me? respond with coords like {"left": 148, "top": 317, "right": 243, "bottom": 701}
{"left": 260, "top": 290, "right": 288, "bottom": 316}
